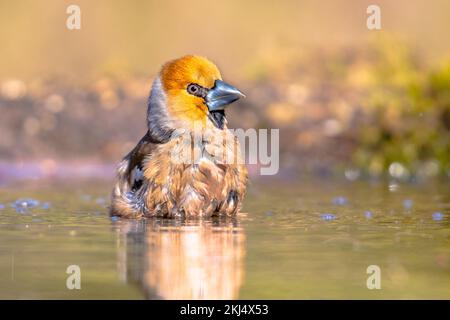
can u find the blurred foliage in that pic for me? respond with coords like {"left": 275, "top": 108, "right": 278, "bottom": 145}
{"left": 0, "top": 35, "right": 449, "bottom": 178}
{"left": 232, "top": 35, "right": 450, "bottom": 178}
{"left": 1, "top": 1, "right": 450, "bottom": 178}
{"left": 354, "top": 37, "right": 450, "bottom": 177}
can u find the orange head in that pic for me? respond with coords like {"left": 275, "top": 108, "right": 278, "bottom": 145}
{"left": 147, "top": 55, "right": 244, "bottom": 140}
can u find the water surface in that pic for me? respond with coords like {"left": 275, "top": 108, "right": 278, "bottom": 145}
{"left": 0, "top": 178, "right": 449, "bottom": 299}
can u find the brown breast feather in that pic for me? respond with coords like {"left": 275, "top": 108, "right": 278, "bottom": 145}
{"left": 111, "top": 130, "right": 248, "bottom": 218}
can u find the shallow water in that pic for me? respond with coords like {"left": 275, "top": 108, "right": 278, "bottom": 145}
{"left": 0, "top": 178, "right": 449, "bottom": 299}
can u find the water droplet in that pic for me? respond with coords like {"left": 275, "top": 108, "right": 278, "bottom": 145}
{"left": 389, "top": 183, "right": 399, "bottom": 192}
{"left": 15, "top": 207, "right": 28, "bottom": 214}
{"left": 320, "top": 213, "right": 336, "bottom": 221}
{"left": 332, "top": 197, "right": 348, "bottom": 205}
{"left": 432, "top": 212, "right": 444, "bottom": 221}
{"left": 364, "top": 211, "right": 373, "bottom": 219}
{"left": 403, "top": 199, "right": 413, "bottom": 210}
{"left": 41, "top": 202, "right": 51, "bottom": 209}
{"left": 12, "top": 198, "right": 40, "bottom": 209}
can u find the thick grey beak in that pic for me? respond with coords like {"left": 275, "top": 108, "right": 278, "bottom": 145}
{"left": 206, "top": 80, "right": 245, "bottom": 111}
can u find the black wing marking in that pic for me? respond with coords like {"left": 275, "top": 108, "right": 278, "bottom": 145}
{"left": 123, "top": 131, "right": 160, "bottom": 190}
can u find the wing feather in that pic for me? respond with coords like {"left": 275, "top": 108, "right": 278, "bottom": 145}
{"left": 116, "top": 131, "right": 159, "bottom": 194}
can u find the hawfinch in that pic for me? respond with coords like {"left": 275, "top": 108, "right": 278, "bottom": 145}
{"left": 111, "top": 55, "right": 248, "bottom": 218}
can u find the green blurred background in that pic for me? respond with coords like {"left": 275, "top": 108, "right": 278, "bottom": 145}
{"left": 0, "top": 0, "right": 449, "bottom": 179}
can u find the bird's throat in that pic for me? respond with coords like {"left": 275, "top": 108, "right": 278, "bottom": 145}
{"left": 208, "top": 110, "right": 226, "bottom": 129}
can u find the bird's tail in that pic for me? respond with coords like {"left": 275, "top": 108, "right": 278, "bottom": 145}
{"left": 110, "top": 158, "right": 144, "bottom": 218}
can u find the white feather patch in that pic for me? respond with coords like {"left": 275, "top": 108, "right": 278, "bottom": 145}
{"left": 131, "top": 166, "right": 143, "bottom": 186}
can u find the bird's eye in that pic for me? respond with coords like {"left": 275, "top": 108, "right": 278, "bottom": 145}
{"left": 187, "top": 83, "right": 209, "bottom": 98}
{"left": 187, "top": 83, "right": 200, "bottom": 95}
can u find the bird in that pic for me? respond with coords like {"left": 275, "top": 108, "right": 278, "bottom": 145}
{"left": 110, "top": 55, "right": 248, "bottom": 218}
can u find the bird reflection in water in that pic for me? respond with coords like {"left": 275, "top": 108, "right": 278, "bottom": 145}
{"left": 115, "top": 218, "right": 246, "bottom": 299}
